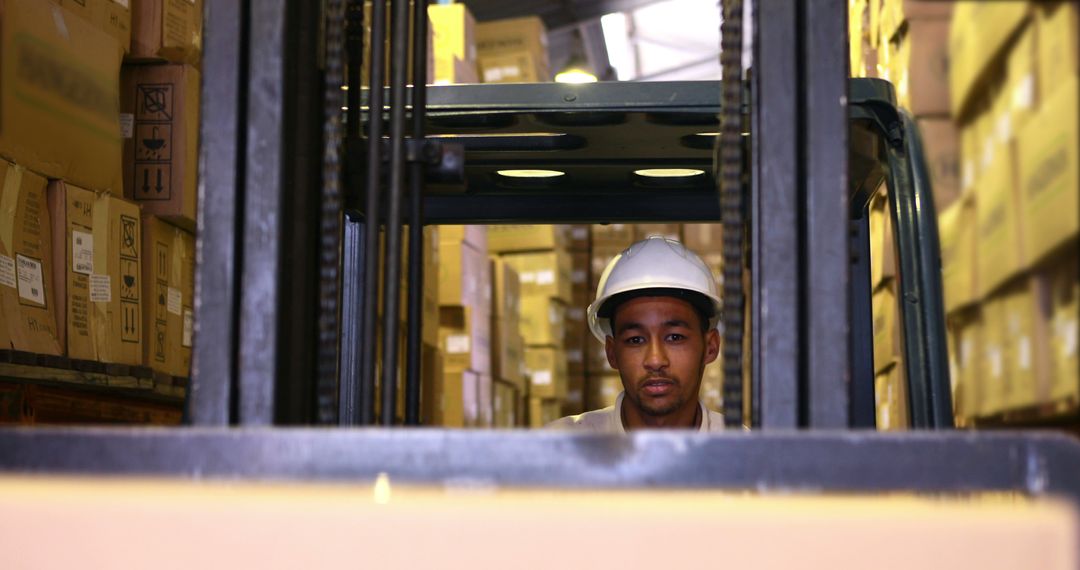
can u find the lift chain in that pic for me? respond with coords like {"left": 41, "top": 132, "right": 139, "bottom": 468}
{"left": 719, "top": 0, "right": 745, "bottom": 428}
{"left": 317, "top": 0, "right": 347, "bottom": 424}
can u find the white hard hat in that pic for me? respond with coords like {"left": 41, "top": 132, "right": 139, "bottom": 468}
{"left": 587, "top": 236, "right": 722, "bottom": 342}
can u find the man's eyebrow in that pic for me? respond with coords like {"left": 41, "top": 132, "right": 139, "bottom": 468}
{"left": 615, "top": 321, "right": 644, "bottom": 334}
{"left": 664, "top": 319, "right": 692, "bottom": 329}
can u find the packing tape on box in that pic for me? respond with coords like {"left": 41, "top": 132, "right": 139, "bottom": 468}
{"left": 445, "top": 334, "right": 470, "bottom": 354}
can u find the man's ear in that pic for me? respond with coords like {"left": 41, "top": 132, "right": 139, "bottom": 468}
{"left": 703, "top": 328, "right": 720, "bottom": 365}
{"left": 605, "top": 336, "right": 618, "bottom": 369}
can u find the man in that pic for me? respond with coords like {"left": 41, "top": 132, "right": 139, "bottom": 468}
{"left": 549, "top": 236, "right": 725, "bottom": 432}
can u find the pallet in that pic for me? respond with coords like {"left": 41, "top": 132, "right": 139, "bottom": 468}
{"left": 0, "top": 350, "right": 188, "bottom": 403}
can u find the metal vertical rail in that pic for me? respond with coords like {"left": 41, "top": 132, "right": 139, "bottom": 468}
{"left": 361, "top": 0, "right": 390, "bottom": 424}
{"left": 379, "top": 0, "right": 411, "bottom": 425}
{"left": 190, "top": 0, "right": 246, "bottom": 425}
{"left": 403, "top": 0, "right": 429, "bottom": 425}
{"left": 802, "top": 0, "right": 850, "bottom": 427}
{"left": 849, "top": 215, "right": 877, "bottom": 428}
{"left": 752, "top": 0, "right": 799, "bottom": 429}
{"left": 317, "top": 0, "right": 347, "bottom": 425}
{"left": 719, "top": 0, "right": 745, "bottom": 428}
{"left": 338, "top": 0, "right": 366, "bottom": 425}
{"left": 237, "top": 0, "right": 289, "bottom": 425}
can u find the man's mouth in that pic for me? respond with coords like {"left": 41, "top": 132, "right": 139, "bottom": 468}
{"left": 641, "top": 378, "right": 676, "bottom": 396}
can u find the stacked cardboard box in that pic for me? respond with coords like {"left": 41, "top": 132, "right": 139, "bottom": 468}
{"left": 942, "top": 2, "right": 1080, "bottom": 423}
{"left": 476, "top": 16, "right": 551, "bottom": 83}
{"left": 490, "top": 257, "right": 525, "bottom": 427}
{"left": 435, "top": 226, "right": 491, "bottom": 427}
{"left": 562, "top": 229, "right": 591, "bottom": 417}
{"left": 428, "top": 3, "right": 479, "bottom": 84}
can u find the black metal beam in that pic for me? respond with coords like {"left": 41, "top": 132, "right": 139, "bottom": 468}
{"left": 849, "top": 215, "right": 877, "bottom": 428}
{"left": 420, "top": 192, "right": 722, "bottom": 224}
{"left": 801, "top": 0, "right": 850, "bottom": 427}
{"left": 190, "top": 0, "right": 246, "bottom": 426}
{"left": 1, "top": 429, "right": 1078, "bottom": 502}
{"left": 752, "top": 0, "right": 799, "bottom": 429}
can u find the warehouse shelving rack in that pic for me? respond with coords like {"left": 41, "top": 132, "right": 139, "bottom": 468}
{"left": 2, "top": 0, "right": 1080, "bottom": 505}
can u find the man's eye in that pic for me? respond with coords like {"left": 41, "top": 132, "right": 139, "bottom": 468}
{"left": 666, "top": 334, "right": 686, "bottom": 342}
{"left": 624, "top": 336, "right": 645, "bottom": 345}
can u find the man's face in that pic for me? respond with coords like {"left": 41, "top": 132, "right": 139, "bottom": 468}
{"left": 605, "top": 296, "right": 720, "bottom": 418}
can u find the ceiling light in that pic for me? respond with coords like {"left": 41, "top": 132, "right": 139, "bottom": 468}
{"left": 496, "top": 169, "right": 566, "bottom": 178}
{"left": 555, "top": 69, "right": 598, "bottom": 84}
{"left": 634, "top": 168, "right": 705, "bottom": 178}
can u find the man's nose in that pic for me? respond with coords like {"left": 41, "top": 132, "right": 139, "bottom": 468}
{"left": 643, "top": 337, "right": 669, "bottom": 371}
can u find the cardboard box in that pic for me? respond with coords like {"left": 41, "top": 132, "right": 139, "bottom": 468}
{"left": 0, "top": 162, "right": 62, "bottom": 355}
{"left": 587, "top": 337, "right": 612, "bottom": 375}
{"left": 129, "top": 0, "right": 203, "bottom": 64}
{"left": 948, "top": 1, "right": 1030, "bottom": 119}
{"left": 416, "top": 343, "right": 445, "bottom": 425}
{"left": 872, "top": 282, "right": 901, "bottom": 373}
{"left": 869, "top": 191, "right": 896, "bottom": 288}
{"left": 478, "top": 50, "right": 549, "bottom": 83}
{"left": 570, "top": 250, "right": 590, "bottom": 304}
{"left": 493, "top": 379, "right": 520, "bottom": 428}
{"left": 682, "top": 224, "right": 724, "bottom": 256}
{"left": 938, "top": 195, "right": 978, "bottom": 314}
{"left": 948, "top": 308, "right": 983, "bottom": 422}
{"left": 525, "top": 346, "right": 567, "bottom": 399}
{"left": 428, "top": 4, "right": 477, "bottom": 85}
{"left": 976, "top": 142, "right": 1026, "bottom": 299}
{"left": 51, "top": 0, "right": 132, "bottom": 53}
{"left": 997, "top": 279, "right": 1043, "bottom": 411}
{"left": 92, "top": 194, "right": 144, "bottom": 365}
{"left": 501, "top": 250, "right": 572, "bottom": 304}
{"left": 476, "top": 16, "right": 547, "bottom": 61}
{"left": 487, "top": 225, "right": 565, "bottom": 253}
{"left": 1042, "top": 253, "right": 1079, "bottom": 404}
{"left": 438, "top": 305, "right": 490, "bottom": 375}
{"left": 893, "top": 18, "right": 951, "bottom": 116}
{"left": 701, "top": 358, "right": 723, "bottom": 412}
{"left": 1018, "top": 78, "right": 1079, "bottom": 267}
{"left": 917, "top": 118, "right": 960, "bottom": 211}
{"left": 562, "top": 373, "right": 585, "bottom": 417}
{"left": 1005, "top": 21, "right": 1039, "bottom": 139}
{"left": 141, "top": 215, "right": 193, "bottom": 377}
{"left": 979, "top": 295, "right": 1007, "bottom": 417}
{"left": 879, "top": 0, "right": 952, "bottom": 42}
{"left": 429, "top": 369, "right": 475, "bottom": 428}
{"left": 440, "top": 225, "right": 487, "bottom": 252}
{"left": 0, "top": 0, "right": 124, "bottom": 193}
{"left": 527, "top": 396, "right": 562, "bottom": 428}
{"left": 568, "top": 225, "right": 589, "bottom": 251}
{"left": 634, "top": 224, "right": 682, "bottom": 243}
{"left": 874, "top": 362, "right": 908, "bottom": 430}
{"left": 586, "top": 374, "right": 621, "bottom": 410}
{"left": 590, "top": 244, "right": 626, "bottom": 293}
{"left": 520, "top": 295, "right": 566, "bottom": 347}
{"left": 121, "top": 64, "right": 200, "bottom": 230}
{"left": 438, "top": 239, "right": 488, "bottom": 307}
{"left": 591, "top": 224, "right": 635, "bottom": 249}
{"left": 1037, "top": 3, "right": 1079, "bottom": 101}
{"left": 47, "top": 181, "right": 94, "bottom": 359}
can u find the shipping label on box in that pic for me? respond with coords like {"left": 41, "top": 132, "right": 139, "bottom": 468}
{"left": 0, "top": 0, "right": 123, "bottom": 193}
{"left": 478, "top": 49, "right": 549, "bottom": 83}
{"left": 130, "top": 0, "right": 203, "bottom": 64}
{"left": 142, "top": 215, "right": 193, "bottom": 377}
{"left": 1018, "top": 78, "right": 1079, "bottom": 267}
{"left": 121, "top": 64, "right": 200, "bottom": 229}
{"left": 0, "top": 162, "right": 62, "bottom": 355}
{"left": 502, "top": 250, "right": 572, "bottom": 303}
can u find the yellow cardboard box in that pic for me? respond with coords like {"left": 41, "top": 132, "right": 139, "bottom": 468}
{"left": 475, "top": 16, "right": 549, "bottom": 82}
{"left": 121, "top": 64, "right": 201, "bottom": 230}
{"left": 438, "top": 305, "right": 490, "bottom": 375}
{"left": 92, "top": 194, "right": 143, "bottom": 365}
{"left": 591, "top": 224, "right": 635, "bottom": 249}
{"left": 478, "top": 50, "right": 549, "bottom": 83}
{"left": 520, "top": 295, "right": 566, "bottom": 347}
{"left": 440, "top": 225, "right": 486, "bottom": 251}
{"left": 0, "top": 162, "right": 62, "bottom": 355}
{"left": 568, "top": 225, "right": 590, "bottom": 251}
{"left": 0, "top": 0, "right": 123, "bottom": 193}
{"left": 525, "top": 346, "right": 567, "bottom": 399}
{"left": 492, "top": 379, "right": 520, "bottom": 428}
{"left": 869, "top": 191, "right": 896, "bottom": 288}
{"left": 947, "top": 308, "right": 983, "bottom": 423}
{"left": 438, "top": 239, "right": 488, "bottom": 307}
{"left": 939, "top": 195, "right": 978, "bottom": 313}
{"left": 527, "top": 396, "right": 561, "bottom": 428}
{"left": 976, "top": 142, "right": 1026, "bottom": 299}
{"left": 1018, "top": 78, "right": 1079, "bottom": 266}
{"left": 1005, "top": 22, "right": 1039, "bottom": 138}
{"left": 682, "top": 224, "right": 724, "bottom": 256}
{"left": 875, "top": 362, "right": 908, "bottom": 431}
{"left": 948, "top": 1, "right": 1030, "bottom": 119}
{"left": 1044, "top": 254, "right": 1079, "bottom": 404}
{"left": 893, "top": 19, "right": 951, "bottom": 116}
{"left": 428, "top": 4, "right": 477, "bottom": 85}
{"left": 51, "top": 0, "right": 132, "bottom": 53}
{"left": 141, "top": 215, "right": 193, "bottom": 377}
{"left": 979, "top": 294, "right": 1007, "bottom": 417}
{"left": 562, "top": 373, "right": 585, "bottom": 417}
{"left": 917, "top": 118, "right": 961, "bottom": 211}
{"left": 587, "top": 373, "right": 622, "bottom": 411}
{"left": 1036, "top": 2, "right": 1079, "bottom": 101}
{"left": 129, "top": 0, "right": 203, "bottom": 64}
{"left": 872, "top": 282, "right": 900, "bottom": 373}
{"left": 501, "top": 250, "right": 572, "bottom": 303}
{"left": 487, "top": 225, "right": 566, "bottom": 253}
{"left": 999, "top": 279, "right": 1043, "bottom": 411}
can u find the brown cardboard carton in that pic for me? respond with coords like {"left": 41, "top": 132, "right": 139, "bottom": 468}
{"left": 129, "top": 0, "right": 203, "bottom": 64}
{"left": 590, "top": 224, "right": 635, "bottom": 249}
{"left": 879, "top": 0, "right": 952, "bottom": 42}
{"left": 121, "top": 64, "right": 200, "bottom": 229}
{"left": 525, "top": 346, "right": 567, "bottom": 400}
{"left": 976, "top": 141, "right": 1026, "bottom": 299}
{"left": 487, "top": 225, "right": 566, "bottom": 253}
{"left": 50, "top": 0, "right": 132, "bottom": 53}
{"left": 893, "top": 18, "right": 951, "bottom": 116}
{"left": 438, "top": 305, "right": 490, "bottom": 375}
{"left": 476, "top": 16, "right": 547, "bottom": 62}
{"left": 1018, "top": 78, "right": 1079, "bottom": 267}
{"left": 478, "top": 49, "right": 549, "bottom": 83}
{"left": 520, "top": 295, "right": 565, "bottom": 347}
{"left": 570, "top": 250, "right": 590, "bottom": 306}
{"left": 438, "top": 239, "right": 487, "bottom": 308}
{"left": 141, "top": 215, "right": 193, "bottom": 377}
{"left": 47, "top": 181, "right": 95, "bottom": 358}
{"left": 0, "top": 0, "right": 123, "bottom": 193}
{"left": 1037, "top": 3, "right": 1079, "bottom": 101}
{"left": 91, "top": 194, "right": 143, "bottom": 365}
{"left": 568, "top": 225, "right": 589, "bottom": 251}
{"left": 916, "top": 118, "right": 960, "bottom": 211}
{"left": 0, "top": 162, "right": 62, "bottom": 355}
{"left": 682, "top": 224, "right": 724, "bottom": 256}
{"left": 501, "top": 250, "right": 572, "bottom": 303}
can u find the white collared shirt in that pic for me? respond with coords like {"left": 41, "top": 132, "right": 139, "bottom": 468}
{"left": 547, "top": 391, "right": 726, "bottom": 433}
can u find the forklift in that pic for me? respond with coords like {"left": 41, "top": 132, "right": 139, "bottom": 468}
{"left": 1, "top": 0, "right": 1078, "bottom": 566}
